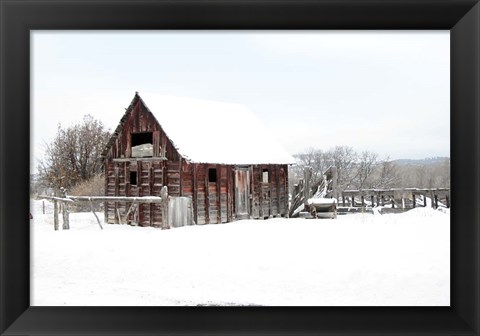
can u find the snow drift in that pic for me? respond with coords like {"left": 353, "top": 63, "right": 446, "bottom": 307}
{"left": 30, "top": 199, "right": 449, "bottom": 306}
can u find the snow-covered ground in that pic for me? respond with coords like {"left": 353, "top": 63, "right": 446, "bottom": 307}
{"left": 30, "top": 199, "right": 450, "bottom": 306}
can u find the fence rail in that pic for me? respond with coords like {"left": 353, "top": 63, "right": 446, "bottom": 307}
{"left": 38, "top": 192, "right": 168, "bottom": 231}
{"left": 67, "top": 196, "right": 163, "bottom": 203}
{"left": 341, "top": 187, "right": 450, "bottom": 209}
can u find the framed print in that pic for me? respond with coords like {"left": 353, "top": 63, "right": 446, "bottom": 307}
{"left": 1, "top": 0, "right": 479, "bottom": 335}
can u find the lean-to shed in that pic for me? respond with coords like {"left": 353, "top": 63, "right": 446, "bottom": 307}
{"left": 101, "top": 92, "right": 295, "bottom": 227}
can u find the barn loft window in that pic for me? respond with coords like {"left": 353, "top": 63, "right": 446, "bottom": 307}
{"left": 208, "top": 168, "right": 217, "bottom": 183}
{"left": 130, "top": 171, "right": 137, "bottom": 185}
{"left": 131, "top": 132, "right": 153, "bottom": 157}
{"left": 262, "top": 169, "right": 269, "bottom": 183}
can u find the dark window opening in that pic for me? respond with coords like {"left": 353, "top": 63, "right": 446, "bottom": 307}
{"left": 262, "top": 169, "right": 269, "bottom": 183}
{"left": 208, "top": 168, "right": 217, "bottom": 183}
{"left": 130, "top": 171, "right": 137, "bottom": 185}
{"left": 131, "top": 132, "right": 153, "bottom": 157}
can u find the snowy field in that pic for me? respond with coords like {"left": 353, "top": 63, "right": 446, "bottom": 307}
{"left": 30, "top": 199, "right": 450, "bottom": 306}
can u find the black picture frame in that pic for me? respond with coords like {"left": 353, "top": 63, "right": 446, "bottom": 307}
{"left": 1, "top": 0, "right": 479, "bottom": 335}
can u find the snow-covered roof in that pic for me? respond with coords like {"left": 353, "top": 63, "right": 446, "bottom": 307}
{"left": 138, "top": 93, "right": 295, "bottom": 165}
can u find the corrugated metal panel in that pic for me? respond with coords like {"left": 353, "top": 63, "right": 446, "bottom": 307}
{"left": 168, "top": 197, "right": 194, "bottom": 228}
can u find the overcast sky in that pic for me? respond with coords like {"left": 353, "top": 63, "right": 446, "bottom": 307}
{"left": 31, "top": 31, "right": 450, "bottom": 172}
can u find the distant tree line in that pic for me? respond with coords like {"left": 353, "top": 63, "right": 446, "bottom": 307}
{"left": 289, "top": 146, "right": 450, "bottom": 195}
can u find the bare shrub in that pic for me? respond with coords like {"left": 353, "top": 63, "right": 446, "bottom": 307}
{"left": 37, "top": 115, "right": 110, "bottom": 190}
{"left": 68, "top": 174, "right": 105, "bottom": 212}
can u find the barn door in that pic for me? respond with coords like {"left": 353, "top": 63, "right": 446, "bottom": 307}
{"left": 234, "top": 167, "right": 250, "bottom": 220}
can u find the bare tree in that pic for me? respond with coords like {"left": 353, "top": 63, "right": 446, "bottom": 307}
{"left": 324, "top": 146, "right": 358, "bottom": 191}
{"left": 352, "top": 151, "right": 378, "bottom": 189}
{"left": 37, "top": 115, "right": 111, "bottom": 190}
{"left": 373, "top": 157, "right": 401, "bottom": 189}
{"left": 292, "top": 147, "right": 448, "bottom": 200}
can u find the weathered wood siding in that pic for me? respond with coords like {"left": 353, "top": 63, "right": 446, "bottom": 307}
{"left": 249, "top": 164, "right": 289, "bottom": 219}
{"left": 104, "top": 98, "right": 181, "bottom": 227}
{"left": 104, "top": 97, "right": 290, "bottom": 227}
{"left": 105, "top": 97, "right": 180, "bottom": 163}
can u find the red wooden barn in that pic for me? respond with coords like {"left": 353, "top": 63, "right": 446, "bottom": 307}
{"left": 101, "top": 92, "right": 295, "bottom": 227}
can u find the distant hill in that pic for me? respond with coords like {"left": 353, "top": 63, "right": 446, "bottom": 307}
{"left": 392, "top": 157, "right": 449, "bottom": 166}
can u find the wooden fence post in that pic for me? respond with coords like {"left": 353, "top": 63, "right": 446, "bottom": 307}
{"left": 161, "top": 186, "right": 169, "bottom": 229}
{"left": 303, "top": 167, "right": 312, "bottom": 207}
{"left": 53, "top": 199, "right": 59, "bottom": 231}
{"left": 331, "top": 167, "right": 338, "bottom": 201}
{"left": 60, "top": 188, "right": 70, "bottom": 230}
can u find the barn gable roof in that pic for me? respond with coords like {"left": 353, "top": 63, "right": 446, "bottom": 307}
{"left": 104, "top": 92, "right": 295, "bottom": 165}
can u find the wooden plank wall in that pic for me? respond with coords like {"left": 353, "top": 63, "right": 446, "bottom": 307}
{"left": 196, "top": 164, "right": 207, "bottom": 224}
{"left": 279, "top": 166, "right": 288, "bottom": 215}
{"left": 151, "top": 161, "right": 164, "bottom": 227}
{"left": 106, "top": 161, "right": 289, "bottom": 225}
{"left": 250, "top": 164, "right": 289, "bottom": 219}
{"left": 104, "top": 95, "right": 290, "bottom": 226}
{"left": 105, "top": 159, "right": 165, "bottom": 226}
{"left": 104, "top": 98, "right": 181, "bottom": 226}
{"left": 180, "top": 163, "right": 233, "bottom": 225}
{"left": 105, "top": 98, "right": 180, "bottom": 163}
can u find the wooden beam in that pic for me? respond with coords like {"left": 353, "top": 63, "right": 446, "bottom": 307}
{"left": 193, "top": 163, "right": 198, "bottom": 224}
{"left": 67, "top": 196, "right": 163, "bottom": 203}
{"left": 104, "top": 161, "right": 108, "bottom": 223}
{"left": 160, "top": 186, "right": 169, "bottom": 229}
{"left": 38, "top": 195, "right": 74, "bottom": 203}
{"left": 250, "top": 165, "right": 255, "bottom": 218}
{"left": 226, "top": 165, "right": 231, "bottom": 222}
{"left": 268, "top": 165, "right": 273, "bottom": 217}
{"left": 217, "top": 164, "right": 221, "bottom": 224}
{"left": 53, "top": 200, "right": 59, "bottom": 231}
{"left": 282, "top": 165, "right": 287, "bottom": 215}
{"left": 115, "top": 163, "right": 119, "bottom": 224}
{"left": 90, "top": 200, "right": 103, "bottom": 230}
{"left": 112, "top": 157, "right": 167, "bottom": 162}
{"left": 179, "top": 157, "right": 183, "bottom": 196}
{"left": 276, "top": 165, "right": 281, "bottom": 216}
{"left": 205, "top": 165, "right": 210, "bottom": 224}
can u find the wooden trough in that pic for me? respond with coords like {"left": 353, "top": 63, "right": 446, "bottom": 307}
{"left": 306, "top": 198, "right": 337, "bottom": 219}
